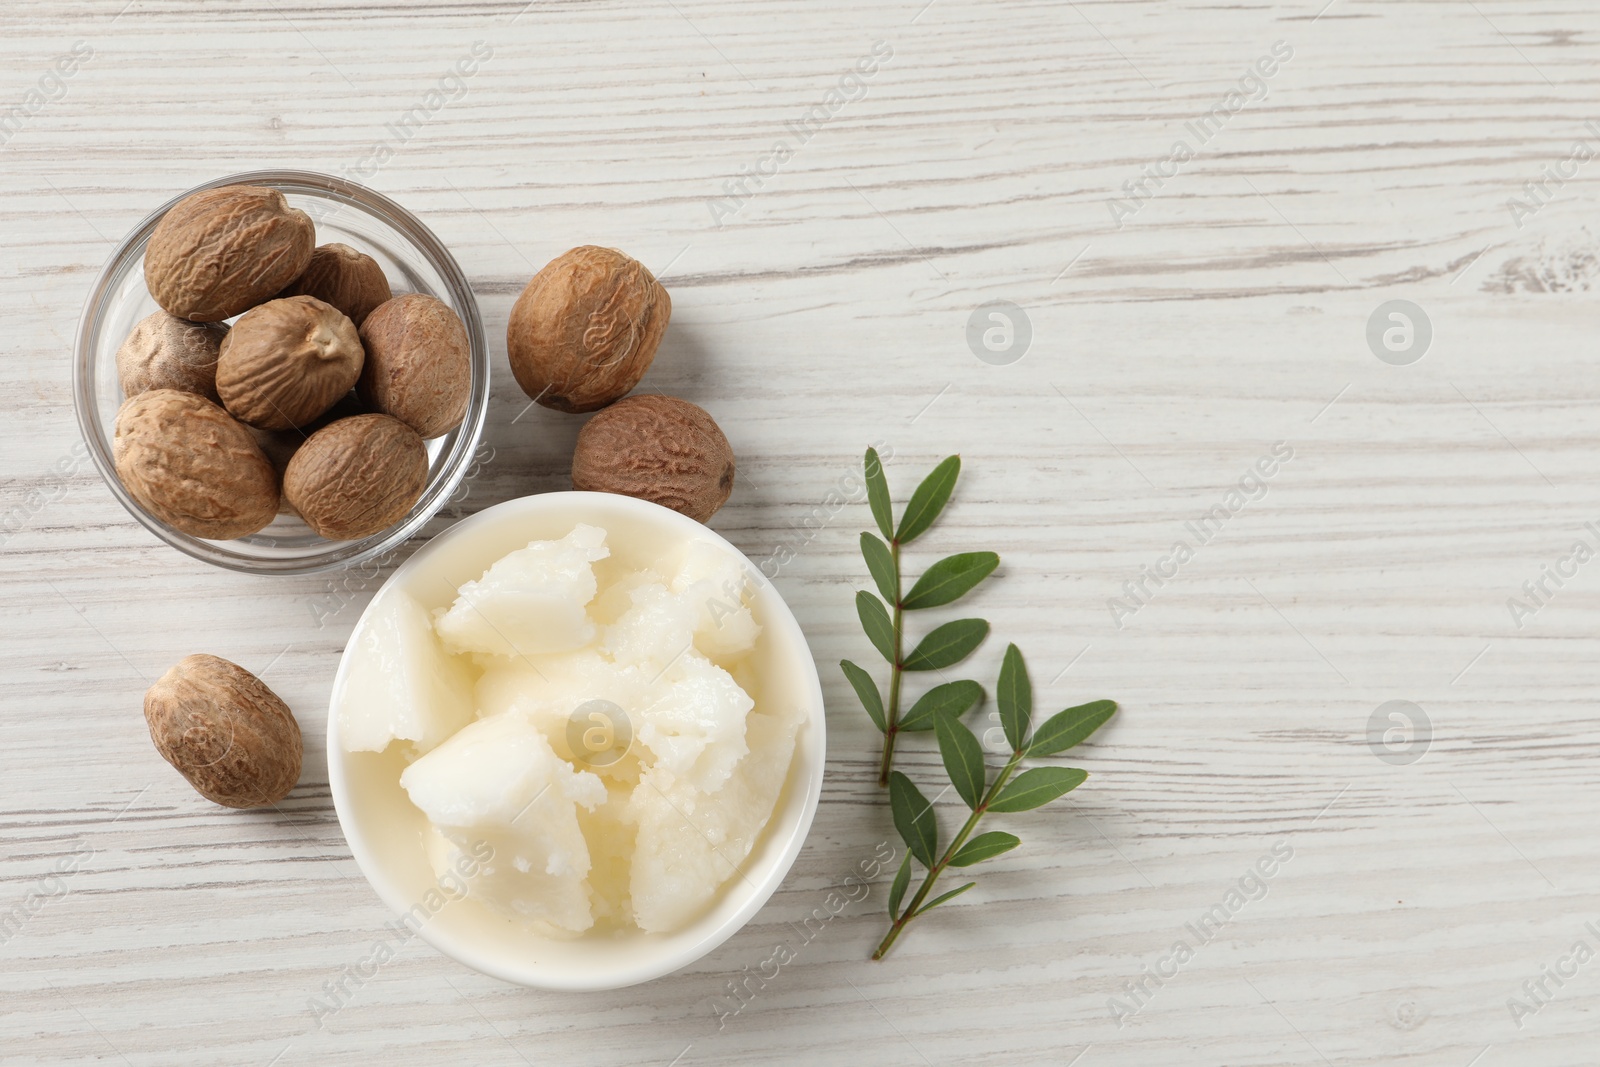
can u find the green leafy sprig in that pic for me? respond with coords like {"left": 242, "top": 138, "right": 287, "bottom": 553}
{"left": 839, "top": 449, "right": 999, "bottom": 786}
{"left": 873, "top": 645, "right": 1118, "bottom": 959}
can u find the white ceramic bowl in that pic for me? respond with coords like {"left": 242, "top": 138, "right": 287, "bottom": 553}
{"left": 327, "top": 491, "right": 826, "bottom": 991}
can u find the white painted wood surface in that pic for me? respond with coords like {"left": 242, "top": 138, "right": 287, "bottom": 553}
{"left": 5, "top": 0, "right": 1600, "bottom": 1063}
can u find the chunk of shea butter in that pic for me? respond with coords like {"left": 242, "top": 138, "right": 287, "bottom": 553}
{"left": 474, "top": 652, "right": 651, "bottom": 768}
{"left": 338, "top": 587, "right": 474, "bottom": 754}
{"left": 435, "top": 524, "right": 608, "bottom": 658}
{"left": 401, "top": 713, "right": 606, "bottom": 933}
{"left": 603, "top": 581, "right": 699, "bottom": 667}
{"left": 636, "top": 649, "right": 752, "bottom": 793}
{"left": 601, "top": 546, "right": 761, "bottom": 668}
{"left": 670, "top": 540, "right": 761, "bottom": 660}
{"left": 629, "top": 700, "right": 804, "bottom": 932}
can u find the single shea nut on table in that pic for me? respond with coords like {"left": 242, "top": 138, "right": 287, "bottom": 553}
{"left": 278, "top": 242, "right": 393, "bottom": 327}
{"left": 143, "top": 184, "right": 315, "bottom": 321}
{"left": 284, "top": 413, "right": 428, "bottom": 540}
{"left": 216, "top": 295, "right": 365, "bottom": 431}
{"left": 506, "top": 245, "right": 671, "bottom": 413}
{"left": 115, "top": 310, "right": 228, "bottom": 403}
{"left": 571, "top": 394, "right": 735, "bottom": 523}
{"left": 144, "top": 654, "right": 302, "bottom": 809}
{"left": 357, "top": 293, "right": 471, "bottom": 439}
{"left": 112, "top": 389, "right": 280, "bottom": 540}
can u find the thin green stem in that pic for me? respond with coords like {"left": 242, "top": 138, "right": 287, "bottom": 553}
{"left": 876, "top": 539, "right": 903, "bottom": 787}
{"left": 872, "top": 748, "right": 1025, "bottom": 959}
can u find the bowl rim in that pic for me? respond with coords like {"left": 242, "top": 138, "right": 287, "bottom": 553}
{"left": 325, "top": 490, "right": 828, "bottom": 991}
{"left": 72, "top": 169, "right": 490, "bottom": 576}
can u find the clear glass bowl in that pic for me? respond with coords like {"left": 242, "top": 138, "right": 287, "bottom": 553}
{"left": 72, "top": 170, "right": 490, "bottom": 575}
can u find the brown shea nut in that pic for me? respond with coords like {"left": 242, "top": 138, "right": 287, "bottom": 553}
{"left": 144, "top": 185, "right": 315, "bottom": 321}
{"left": 571, "top": 394, "right": 734, "bottom": 523}
{"left": 278, "top": 243, "right": 393, "bottom": 327}
{"left": 252, "top": 395, "right": 372, "bottom": 518}
{"left": 284, "top": 414, "right": 428, "bottom": 540}
{"left": 252, "top": 391, "right": 371, "bottom": 479}
{"left": 506, "top": 246, "right": 670, "bottom": 413}
{"left": 217, "top": 296, "right": 365, "bottom": 431}
{"left": 116, "top": 310, "right": 228, "bottom": 402}
{"left": 113, "top": 389, "right": 280, "bottom": 540}
{"left": 144, "top": 654, "right": 302, "bottom": 809}
{"left": 357, "top": 293, "right": 471, "bottom": 438}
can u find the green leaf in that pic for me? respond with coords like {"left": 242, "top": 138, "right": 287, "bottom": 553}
{"left": 934, "top": 713, "right": 987, "bottom": 810}
{"left": 864, "top": 448, "right": 894, "bottom": 543}
{"left": 1027, "top": 700, "right": 1118, "bottom": 758}
{"left": 889, "top": 771, "right": 938, "bottom": 867}
{"left": 914, "top": 881, "right": 975, "bottom": 916}
{"left": 898, "top": 680, "right": 985, "bottom": 732}
{"left": 895, "top": 456, "right": 961, "bottom": 545}
{"left": 902, "top": 618, "right": 989, "bottom": 672}
{"left": 948, "top": 831, "right": 1021, "bottom": 868}
{"left": 856, "top": 591, "right": 895, "bottom": 663}
{"left": 996, "top": 643, "right": 1032, "bottom": 753}
{"left": 860, "top": 532, "right": 898, "bottom": 606}
{"left": 988, "top": 767, "right": 1088, "bottom": 813}
{"left": 901, "top": 551, "right": 999, "bottom": 610}
{"left": 888, "top": 851, "right": 911, "bottom": 920}
{"left": 839, "top": 660, "right": 886, "bottom": 733}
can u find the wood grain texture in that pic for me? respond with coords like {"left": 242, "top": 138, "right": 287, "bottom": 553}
{"left": 5, "top": 0, "right": 1600, "bottom": 1063}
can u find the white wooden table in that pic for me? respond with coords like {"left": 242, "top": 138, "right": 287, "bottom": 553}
{"left": 6, "top": 1, "right": 1600, "bottom": 1063}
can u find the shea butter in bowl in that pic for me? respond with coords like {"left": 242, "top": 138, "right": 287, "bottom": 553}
{"left": 327, "top": 491, "right": 825, "bottom": 990}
